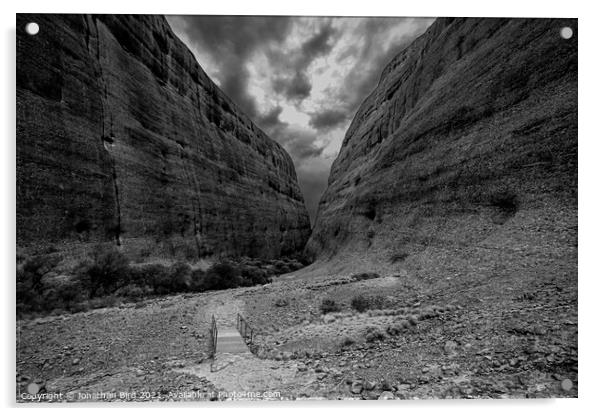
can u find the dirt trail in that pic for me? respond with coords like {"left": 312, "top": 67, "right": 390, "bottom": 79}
{"left": 201, "top": 289, "right": 246, "bottom": 326}
{"left": 178, "top": 286, "right": 320, "bottom": 399}
{"left": 177, "top": 354, "right": 317, "bottom": 400}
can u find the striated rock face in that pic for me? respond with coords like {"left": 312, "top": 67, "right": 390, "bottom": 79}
{"left": 17, "top": 14, "right": 311, "bottom": 259}
{"left": 307, "top": 18, "right": 577, "bottom": 269}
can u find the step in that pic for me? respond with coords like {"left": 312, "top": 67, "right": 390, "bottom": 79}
{"left": 216, "top": 326, "right": 249, "bottom": 354}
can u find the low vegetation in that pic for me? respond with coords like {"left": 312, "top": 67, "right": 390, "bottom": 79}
{"left": 364, "top": 326, "right": 387, "bottom": 343}
{"left": 351, "top": 294, "right": 387, "bottom": 312}
{"left": 320, "top": 298, "right": 341, "bottom": 314}
{"left": 350, "top": 272, "right": 380, "bottom": 281}
{"left": 16, "top": 247, "right": 307, "bottom": 319}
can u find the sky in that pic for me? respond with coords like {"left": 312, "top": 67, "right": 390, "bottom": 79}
{"left": 166, "top": 16, "right": 435, "bottom": 223}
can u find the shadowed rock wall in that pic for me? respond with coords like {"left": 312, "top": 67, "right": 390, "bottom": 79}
{"left": 307, "top": 18, "right": 577, "bottom": 269}
{"left": 17, "top": 14, "right": 311, "bottom": 259}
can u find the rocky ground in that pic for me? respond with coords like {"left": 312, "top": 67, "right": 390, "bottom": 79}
{"left": 17, "top": 253, "right": 577, "bottom": 401}
{"left": 16, "top": 294, "right": 219, "bottom": 402}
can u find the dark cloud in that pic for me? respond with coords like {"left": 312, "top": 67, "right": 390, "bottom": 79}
{"left": 289, "top": 139, "right": 325, "bottom": 160}
{"left": 300, "top": 22, "right": 336, "bottom": 66}
{"left": 256, "top": 105, "right": 284, "bottom": 131}
{"left": 336, "top": 18, "right": 434, "bottom": 114}
{"left": 167, "top": 16, "right": 293, "bottom": 118}
{"left": 272, "top": 72, "right": 312, "bottom": 102}
{"left": 268, "top": 20, "right": 336, "bottom": 104}
{"left": 268, "top": 125, "right": 325, "bottom": 164}
{"left": 167, "top": 16, "right": 434, "bottom": 223}
{"left": 309, "top": 109, "right": 349, "bottom": 131}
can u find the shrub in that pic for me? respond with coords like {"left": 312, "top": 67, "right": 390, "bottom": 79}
{"left": 79, "top": 248, "right": 130, "bottom": 297}
{"left": 129, "top": 264, "right": 170, "bottom": 287}
{"left": 351, "top": 294, "right": 371, "bottom": 312}
{"left": 57, "top": 281, "right": 87, "bottom": 307}
{"left": 241, "top": 265, "right": 270, "bottom": 286}
{"left": 189, "top": 268, "right": 208, "bottom": 292}
{"left": 488, "top": 189, "right": 518, "bottom": 215}
{"left": 320, "top": 298, "right": 341, "bottom": 314}
{"left": 18, "top": 254, "right": 62, "bottom": 291}
{"left": 386, "top": 319, "right": 412, "bottom": 336}
{"left": 169, "top": 261, "right": 192, "bottom": 292}
{"left": 351, "top": 293, "right": 387, "bottom": 312}
{"left": 204, "top": 262, "right": 241, "bottom": 291}
{"left": 386, "top": 323, "right": 403, "bottom": 336}
{"left": 273, "top": 260, "right": 291, "bottom": 275}
{"left": 351, "top": 272, "right": 380, "bottom": 281}
{"left": 288, "top": 260, "right": 304, "bottom": 270}
{"left": 340, "top": 336, "right": 356, "bottom": 347}
{"left": 16, "top": 254, "right": 64, "bottom": 316}
{"left": 365, "top": 326, "right": 387, "bottom": 343}
{"left": 114, "top": 283, "right": 151, "bottom": 300}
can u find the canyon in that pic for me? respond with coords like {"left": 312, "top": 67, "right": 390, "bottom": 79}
{"left": 16, "top": 16, "right": 578, "bottom": 401}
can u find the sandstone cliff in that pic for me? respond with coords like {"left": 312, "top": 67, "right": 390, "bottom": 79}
{"left": 307, "top": 18, "right": 577, "bottom": 274}
{"left": 17, "top": 14, "right": 311, "bottom": 259}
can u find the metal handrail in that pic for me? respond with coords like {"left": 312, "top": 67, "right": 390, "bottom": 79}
{"left": 236, "top": 313, "right": 254, "bottom": 344}
{"left": 209, "top": 314, "right": 218, "bottom": 359}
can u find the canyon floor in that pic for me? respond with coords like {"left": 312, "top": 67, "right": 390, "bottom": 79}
{"left": 16, "top": 254, "right": 577, "bottom": 402}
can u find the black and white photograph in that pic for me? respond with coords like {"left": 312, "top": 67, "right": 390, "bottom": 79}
{"left": 8, "top": 2, "right": 586, "bottom": 407}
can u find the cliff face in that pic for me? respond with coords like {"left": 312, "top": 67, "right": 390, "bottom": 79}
{"left": 17, "top": 14, "right": 311, "bottom": 259}
{"left": 307, "top": 18, "right": 577, "bottom": 271}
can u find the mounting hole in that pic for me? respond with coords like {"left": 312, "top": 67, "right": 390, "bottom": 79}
{"left": 25, "top": 22, "right": 39, "bottom": 35}
{"left": 560, "top": 26, "right": 573, "bottom": 39}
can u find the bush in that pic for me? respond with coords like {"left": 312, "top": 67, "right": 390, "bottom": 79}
{"left": 240, "top": 265, "right": 270, "bottom": 286}
{"left": 351, "top": 272, "right": 380, "bottom": 281}
{"left": 189, "top": 268, "right": 208, "bottom": 292}
{"left": 340, "top": 336, "right": 356, "bottom": 347}
{"left": 16, "top": 254, "right": 64, "bottom": 316}
{"left": 114, "top": 283, "right": 151, "bottom": 300}
{"left": 351, "top": 294, "right": 387, "bottom": 312}
{"left": 169, "top": 261, "right": 192, "bottom": 292}
{"left": 386, "top": 323, "right": 403, "bottom": 336}
{"left": 273, "top": 260, "right": 291, "bottom": 275}
{"left": 79, "top": 248, "right": 130, "bottom": 297}
{"left": 320, "top": 298, "right": 341, "bottom": 314}
{"left": 351, "top": 294, "right": 371, "bottom": 312}
{"left": 365, "top": 326, "right": 387, "bottom": 343}
{"left": 488, "top": 189, "right": 518, "bottom": 215}
{"left": 129, "top": 264, "right": 170, "bottom": 287}
{"left": 18, "top": 254, "right": 62, "bottom": 291}
{"left": 203, "top": 262, "right": 241, "bottom": 291}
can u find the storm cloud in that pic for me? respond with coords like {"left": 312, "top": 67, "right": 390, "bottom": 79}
{"left": 166, "top": 15, "right": 293, "bottom": 118}
{"left": 166, "top": 15, "right": 434, "bottom": 222}
{"left": 309, "top": 109, "right": 349, "bottom": 131}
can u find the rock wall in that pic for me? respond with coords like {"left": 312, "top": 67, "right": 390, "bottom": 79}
{"left": 307, "top": 18, "right": 577, "bottom": 270}
{"left": 17, "top": 14, "right": 311, "bottom": 259}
